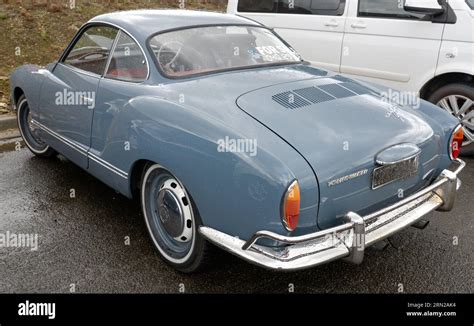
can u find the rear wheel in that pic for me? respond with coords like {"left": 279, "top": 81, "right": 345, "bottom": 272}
{"left": 427, "top": 83, "right": 474, "bottom": 147}
{"left": 16, "top": 95, "right": 56, "bottom": 157}
{"left": 140, "top": 163, "right": 209, "bottom": 273}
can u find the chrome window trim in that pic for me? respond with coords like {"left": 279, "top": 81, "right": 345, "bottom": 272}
{"left": 58, "top": 21, "right": 150, "bottom": 83}
{"left": 92, "top": 20, "right": 151, "bottom": 83}
{"left": 103, "top": 29, "right": 122, "bottom": 79}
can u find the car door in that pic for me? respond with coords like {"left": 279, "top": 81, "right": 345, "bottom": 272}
{"left": 87, "top": 30, "right": 149, "bottom": 192}
{"left": 341, "top": 0, "right": 444, "bottom": 92}
{"left": 39, "top": 25, "right": 118, "bottom": 168}
{"left": 232, "top": 0, "right": 348, "bottom": 72}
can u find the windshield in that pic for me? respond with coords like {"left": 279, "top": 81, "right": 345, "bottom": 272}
{"left": 149, "top": 25, "right": 302, "bottom": 78}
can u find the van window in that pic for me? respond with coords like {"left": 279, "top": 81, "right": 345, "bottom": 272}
{"left": 238, "top": 0, "right": 277, "bottom": 12}
{"left": 466, "top": 0, "right": 474, "bottom": 9}
{"left": 358, "top": 0, "right": 430, "bottom": 20}
{"left": 279, "top": 0, "right": 345, "bottom": 15}
{"left": 238, "top": 0, "right": 345, "bottom": 16}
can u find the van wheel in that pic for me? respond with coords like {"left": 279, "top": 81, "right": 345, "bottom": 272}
{"left": 140, "top": 163, "right": 210, "bottom": 273}
{"left": 427, "top": 83, "right": 474, "bottom": 147}
{"left": 16, "top": 95, "right": 56, "bottom": 157}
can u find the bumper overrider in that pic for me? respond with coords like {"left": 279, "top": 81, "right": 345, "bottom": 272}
{"left": 199, "top": 159, "right": 466, "bottom": 271}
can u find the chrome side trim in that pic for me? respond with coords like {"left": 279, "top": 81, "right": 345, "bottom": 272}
{"left": 199, "top": 159, "right": 466, "bottom": 271}
{"left": 88, "top": 152, "right": 128, "bottom": 180}
{"left": 32, "top": 120, "right": 128, "bottom": 180}
{"left": 32, "top": 120, "right": 87, "bottom": 156}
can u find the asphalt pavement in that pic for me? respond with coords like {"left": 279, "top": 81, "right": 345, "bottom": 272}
{"left": 0, "top": 148, "right": 472, "bottom": 293}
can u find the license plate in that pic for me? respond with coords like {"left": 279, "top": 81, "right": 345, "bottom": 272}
{"left": 372, "top": 155, "right": 419, "bottom": 189}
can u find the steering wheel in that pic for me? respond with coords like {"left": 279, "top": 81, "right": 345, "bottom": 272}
{"left": 157, "top": 41, "right": 184, "bottom": 72}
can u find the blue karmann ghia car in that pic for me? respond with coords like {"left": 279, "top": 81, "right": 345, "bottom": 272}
{"left": 10, "top": 10, "right": 466, "bottom": 272}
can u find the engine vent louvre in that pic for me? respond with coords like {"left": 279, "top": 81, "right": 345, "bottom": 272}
{"left": 318, "top": 83, "right": 355, "bottom": 98}
{"left": 271, "top": 82, "right": 373, "bottom": 109}
{"left": 332, "top": 75, "right": 354, "bottom": 83}
{"left": 339, "top": 82, "right": 371, "bottom": 95}
{"left": 272, "top": 91, "right": 311, "bottom": 109}
{"left": 293, "top": 87, "right": 335, "bottom": 104}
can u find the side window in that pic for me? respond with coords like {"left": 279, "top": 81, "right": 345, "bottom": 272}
{"left": 358, "top": 0, "right": 430, "bottom": 20}
{"left": 63, "top": 26, "right": 118, "bottom": 75}
{"left": 105, "top": 32, "right": 148, "bottom": 82}
{"left": 238, "top": 0, "right": 278, "bottom": 12}
{"left": 237, "top": 0, "right": 345, "bottom": 16}
{"left": 278, "top": 0, "right": 345, "bottom": 15}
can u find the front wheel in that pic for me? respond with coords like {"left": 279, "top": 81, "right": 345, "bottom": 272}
{"left": 427, "top": 83, "right": 474, "bottom": 147}
{"left": 16, "top": 95, "right": 56, "bottom": 157}
{"left": 140, "top": 163, "right": 209, "bottom": 273}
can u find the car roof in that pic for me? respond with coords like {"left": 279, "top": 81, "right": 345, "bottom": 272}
{"left": 89, "top": 10, "right": 260, "bottom": 38}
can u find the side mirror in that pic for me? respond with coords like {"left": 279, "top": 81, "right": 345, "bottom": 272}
{"left": 404, "top": 0, "right": 445, "bottom": 15}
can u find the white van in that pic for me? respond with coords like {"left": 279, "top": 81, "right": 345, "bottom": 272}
{"left": 228, "top": 0, "right": 473, "bottom": 146}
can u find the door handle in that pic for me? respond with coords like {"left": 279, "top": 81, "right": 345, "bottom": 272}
{"left": 324, "top": 20, "right": 339, "bottom": 27}
{"left": 351, "top": 22, "right": 367, "bottom": 29}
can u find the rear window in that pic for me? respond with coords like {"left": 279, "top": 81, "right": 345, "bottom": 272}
{"left": 149, "top": 25, "right": 301, "bottom": 78}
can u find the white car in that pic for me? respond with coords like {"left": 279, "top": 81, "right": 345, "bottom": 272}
{"left": 228, "top": 0, "right": 474, "bottom": 146}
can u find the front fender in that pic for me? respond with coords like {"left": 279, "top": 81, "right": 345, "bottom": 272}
{"left": 10, "top": 65, "right": 47, "bottom": 115}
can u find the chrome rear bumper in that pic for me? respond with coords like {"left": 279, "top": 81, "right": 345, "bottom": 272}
{"left": 199, "top": 159, "right": 466, "bottom": 271}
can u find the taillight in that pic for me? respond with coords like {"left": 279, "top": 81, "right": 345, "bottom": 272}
{"left": 282, "top": 180, "right": 300, "bottom": 232}
{"left": 449, "top": 125, "right": 464, "bottom": 160}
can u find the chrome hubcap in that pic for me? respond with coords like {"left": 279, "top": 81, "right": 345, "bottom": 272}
{"left": 437, "top": 95, "right": 474, "bottom": 146}
{"left": 157, "top": 188, "right": 184, "bottom": 238}
{"left": 155, "top": 178, "right": 193, "bottom": 243}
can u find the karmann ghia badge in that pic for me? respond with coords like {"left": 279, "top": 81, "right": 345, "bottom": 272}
{"left": 328, "top": 169, "right": 369, "bottom": 187}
